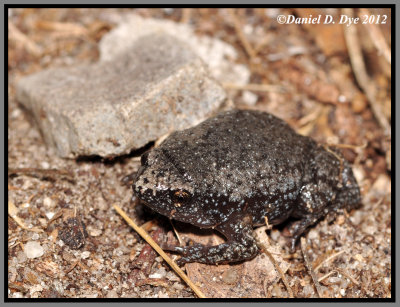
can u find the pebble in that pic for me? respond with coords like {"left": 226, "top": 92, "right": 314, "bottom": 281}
{"left": 149, "top": 267, "right": 167, "bottom": 279}
{"left": 371, "top": 174, "right": 391, "bottom": 195}
{"left": 361, "top": 223, "right": 377, "bottom": 236}
{"left": 45, "top": 212, "right": 55, "bottom": 220}
{"left": 24, "top": 241, "right": 44, "bottom": 259}
{"left": 29, "top": 284, "right": 43, "bottom": 297}
{"left": 43, "top": 197, "right": 55, "bottom": 208}
{"left": 354, "top": 253, "right": 364, "bottom": 263}
{"left": 241, "top": 90, "right": 258, "bottom": 105}
{"left": 16, "top": 251, "right": 27, "bottom": 263}
{"left": 40, "top": 161, "right": 50, "bottom": 169}
{"left": 106, "top": 290, "right": 118, "bottom": 298}
{"left": 157, "top": 290, "right": 169, "bottom": 298}
{"left": 81, "top": 251, "right": 91, "bottom": 259}
{"left": 351, "top": 92, "right": 368, "bottom": 113}
{"left": 307, "top": 229, "right": 319, "bottom": 240}
{"left": 88, "top": 227, "right": 102, "bottom": 237}
{"left": 221, "top": 268, "right": 239, "bottom": 284}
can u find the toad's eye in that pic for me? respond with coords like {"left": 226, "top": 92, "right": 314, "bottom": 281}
{"left": 141, "top": 152, "right": 150, "bottom": 166}
{"left": 172, "top": 190, "right": 191, "bottom": 204}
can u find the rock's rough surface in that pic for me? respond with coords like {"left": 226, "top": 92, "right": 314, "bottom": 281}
{"left": 99, "top": 14, "right": 250, "bottom": 86}
{"left": 16, "top": 34, "right": 227, "bottom": 158}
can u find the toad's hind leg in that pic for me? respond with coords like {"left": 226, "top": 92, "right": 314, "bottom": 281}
{"left": 164, "top": 213, "right": 259, "bottom": 265}
{"left": 288, "top": 182, "right": 334, "bottom": 252}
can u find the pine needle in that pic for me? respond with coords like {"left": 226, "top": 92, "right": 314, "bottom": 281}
{"left": 113, "top": 204, "right": 206, "bottom": 298}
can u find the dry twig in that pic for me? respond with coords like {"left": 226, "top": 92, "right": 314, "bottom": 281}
{"left": 336, "top": 268, "right": 360, "bottom": 286}
{"left": 255, "top": 225, "right": 293, "bottom": 298}
{"left": 318, "top": 270, "right": 337, "bottom": 283}
{"left": 259, "top": 242, "right": 294, "bottom": 298}
{"left": 113, "top": 204, "right": 206, "bottom": 298}
{"left": 301, "top": 237, "right": 323, "bottom": 298}
{"left": 342, "top": 8, "right": 390, "bottom": 136}
{"left": 169, "top": 220, "right": 184, "bottom": 246}
{"left": 8, "top": 21, "right": 42, "bottom": 56}
{"left": 318, "top": 268, "right": 359, "bottom": 287}
{"left": 313, "top": 250, "right": 345, "bottom": 272}
{"left": 8, "top": 167, "right": 75, "bottom": 182}
{"left": 228, "top": 9, "right": 257, "bottom": 59}
{"left": 180, "top": 8, "right": 192, "bottom": 24}
{"left": 8, "top": 201, "right": 43, "bottom": 233}
{"left": 35, "top": 20, "right": 88, "bottom": 36}
{"left": 325, "top": 141, "right": 368, "bottom": 150}
{"left": 65, "top": 260, "right": 79, "bottom": 274}
{"left": 359, "top": 8, "right": 391, "bottom": 65}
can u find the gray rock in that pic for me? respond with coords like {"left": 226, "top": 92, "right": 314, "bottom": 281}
{"left": 16, "top": 34, "right": 227, "bottom": 158}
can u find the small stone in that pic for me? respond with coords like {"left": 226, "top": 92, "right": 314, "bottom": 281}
{"left": 307, "top": 229, "right": 319, "bottom": 240}
{"left": 338, "top": 95, "right": 347, "bottom": 103}
{"left": 106, "top": 290, "right": 118, "bottom": 298}
{"left": 45, "top": 212, "right": 55, "bottom": 220}
{"left": 221, "top": 268, "right": 239, "bottom": 285}
{"left": 81, "top": 251, "right": 90, "bottom": 259}
{"left": 16, "top": 251, "right": 27, "bottom": 263}
{"left": 371, "top": 174, "right": 391, "bottom": 195}
{"left": 351, "top": 92, "right": 367, "bottom": 113}
{"left": 43, "top": 197, "right": 55, "bottom": 208}
{"left": 241, "top": 90, "right": 258, "bottom": 105}
{"left": 40, "top": 161, "right": 50, "bottom": 169}
{"left": 58, "top": 217, "right": 88, "bottom": 249}
{"left": 149, "top": 272, "right": 163, "bottom": 279}
{"left": 16, "top": 34, "right": 226, "bottom": 158}
{"left": 24, "top": 241, "right": 44, "bottom": 259}
{"left": 361, "top": 222, "right": 377, "bottom": 236}
{"left": 157, "top": 290, "right": 169, "bottom": 298}
{"left": 87, "top": 227, "right": 102, "bottom": 237}
{"left": 149, "top": 267, "right": 167, "bottom": 279}
{"left": 29, "top": 284, "right": 43, "bottom": 297}
{"left": 10, "top": 107, "right": 21, "bottom": 119}
{"left": 336, "top": 214, "right": 346, "bottom": 225}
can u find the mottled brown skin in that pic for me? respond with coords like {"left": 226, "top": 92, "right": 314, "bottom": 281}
{"left": 133, "top": 110, "right": 361, "bottom": 265}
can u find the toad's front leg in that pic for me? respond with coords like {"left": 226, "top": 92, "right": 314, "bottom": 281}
{"left": 164, "top": 213, "right": 259, "bottom": 265}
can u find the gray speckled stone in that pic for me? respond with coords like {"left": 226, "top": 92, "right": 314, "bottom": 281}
{"left": 99, "top": 14, "right": 250, "bottom": 86}
{"left": 16, "top": 34, "right": 227, "bottom": 158}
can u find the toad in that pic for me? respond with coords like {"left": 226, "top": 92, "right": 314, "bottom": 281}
{"left": 133, "top": 110, "right": 360, "bottom": 265}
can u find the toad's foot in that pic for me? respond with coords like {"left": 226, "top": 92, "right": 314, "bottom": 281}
{"left": 163, "top": 213, "right": 258, "bottom": 265}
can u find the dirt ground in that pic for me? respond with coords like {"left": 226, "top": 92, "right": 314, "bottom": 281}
{"left": 8, "top": 8, "right": 391, "bottom": 298}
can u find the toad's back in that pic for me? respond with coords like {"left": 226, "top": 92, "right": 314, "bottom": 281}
{"left": 159, "top": 109, "right": 317, "bottom": 201}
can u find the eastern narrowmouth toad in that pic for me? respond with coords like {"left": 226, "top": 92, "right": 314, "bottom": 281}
{"left": 133, "top": 110, "right": 360, "bottom": 265}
